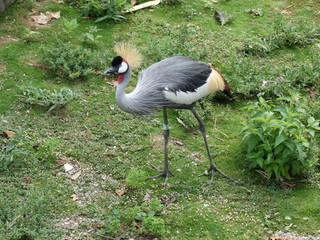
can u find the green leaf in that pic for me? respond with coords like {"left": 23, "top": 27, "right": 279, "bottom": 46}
{"left": 275, "top": 134, "right": 286, "bottom": 147}
{"left": 247, "top": 135, "right": 260, "bottom": 153}
{"left": 285, "top": 140, "right": 295, "bottom": 152}
{"left": 282, "top": 147, "right": 292, "bottom": 159}
{"left": 257, "top": 158, "right": 264, "bottom": 168}
{"left": 274, "top": 144, "right": 284, "bottom": 156}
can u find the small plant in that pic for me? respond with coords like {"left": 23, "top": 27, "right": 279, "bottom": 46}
{"left": 42, "top": 43, "right": 95, "bottom": 80}
{"left": 215, "top": 9, "right": 233, "bottom": 26}
{"left": 242, "top": 37, "right": 277, "bottom": 56}
{"left": 63, "top": 18, "right": 79, "bottom": 33}
{"left": 162, "top": 0, "right": 183, "bottom": 6}
{"left": 101, "top": 198, "right": 165, "bottom": 238}
{"left": 241, "top": 97, "right": 320, "bottom": 180}
{"left": 33, "top": 137, "right": 61, "bottom": 164}
{"left": 80, "top": 0, "right": 127, "bottom": 22}
{"left": 126, "top": 168, "right": 148, "bottom": 188}
{"left": 246, "top": 8, "right": 263, "bottom": 17}
{"left": 0, "top": 125, "right": 28, "bottom": 170}
{"left": 19, "top": 86, "right": 79, "bottom": 112}
{"left": 81, "top": 26, "right": 102, "bottom": 45}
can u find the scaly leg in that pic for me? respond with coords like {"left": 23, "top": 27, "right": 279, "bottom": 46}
{"left": 147, "top": 107, "right": 173, "bottom": 182}
{"left": 190, "top": 108, "right": 231, "bottom": 183}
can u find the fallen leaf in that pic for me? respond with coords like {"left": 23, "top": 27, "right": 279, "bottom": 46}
{"left": 309, "top": 87, "right": 317, "bottom": 98}
{"left": 71, "top": 170, "right": 82, "bottom": 180}
{"left": 107, "top": 80, "right": 118, "bottom": 87}
{"left": 3, "top": 130, "right": 15, "bottom": 137}
{"left": 115, "top": 189, "right": 126, "bottom": 196}
{"left": 131, "top": 0, "right": 137, "bottom": 5}
{"left": 176, "top": 117, "right": 188, "bottom": 129}
{"left": 281, "top": 8, "right": 293, "bottom": 14}
{"left": 174, "top": 140, "right": 184, "bottom": 147}
{"left": 29, "top": 9, "right": 37, "bottom": 15}
{"left": 280, "top": 182, "right": 295, "bottom": 189}
{"left": 31, "top": 13, "right": 49, "bottom": 25}
{"left": 31, "top": 11, "right": 61, "bottom": 25}
{"left": 49, "top": 11, "right": 61, "bottom": 19}
{"left": 281, "top": 5, "right": 293, "bottom": 14}
{"left": 71, "top": 194, "right": 78, "bottom": 201}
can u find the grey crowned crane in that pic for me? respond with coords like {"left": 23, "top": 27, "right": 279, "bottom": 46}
{"left": 104, "top": 43, "right": 232, "bottom": 183}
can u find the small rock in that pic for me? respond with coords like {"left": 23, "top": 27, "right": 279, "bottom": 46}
{"left": 64, "top": 163, "right": 74, "bottom": 172}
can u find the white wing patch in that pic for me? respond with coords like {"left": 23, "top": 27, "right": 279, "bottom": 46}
{"left": 163, "top": 69, "right": 225, "bottom": 105}
{"left": 163, "top": 81, "right": 210, "bottom": 105}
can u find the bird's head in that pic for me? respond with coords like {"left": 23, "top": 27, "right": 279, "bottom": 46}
{"left": 104, "top": 56, "right": 129, "bottom": 75}
{"left": 222, "top": 79, "right": 233, "bottom": 99}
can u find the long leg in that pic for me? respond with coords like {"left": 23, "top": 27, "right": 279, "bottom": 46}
{"left": 190, "top": 107, "right": 231, "bottom": 183}
{"left": 147, "top": 107, "right": 173, "bottom": 182}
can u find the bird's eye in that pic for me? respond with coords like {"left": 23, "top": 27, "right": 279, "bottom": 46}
{"left": 118, "top": 62, "right": 128, "bottom": 73}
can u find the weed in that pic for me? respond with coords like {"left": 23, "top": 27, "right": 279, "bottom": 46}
{"left": 41, "top": 43, "right": 95, "bottom": 80}
{"left": 241, "top": 97, "right": 320, "bottom": 181}
{"left": 80, "top": 26, "right": 102, "bottom": 46}
{"left": 242, "top": 18, "right": 320, "bottom": 55}
{"left": 125, "top": 168, "right": 148, "bottom": 188}
{"left": 63, "top": 18, "right": 79, "bottom": 33}
{"left": 101, "top": 198, "right": 165, "bottom": 238}
{"left": 0, "top": 125, "right": 28, "bottom": 170}
{"left": 72, "top": 0, "right": 128, "bottom": 22}
{"left": 19, "top": 86, "right": 79, "bottom": 112}
{"left": 246, "top": 8, "right": 263, "bottom": 17}
{"left": 162, "top": 0, "right": 184, "bottom": 6}
{"left": 225, "top": 48, "right": 320, "bottom": 99}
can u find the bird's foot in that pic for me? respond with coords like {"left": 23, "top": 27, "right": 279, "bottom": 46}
{"left": 199, "top": 164, "right": 232, "bottom": 184}
{"left": 146, "top": 163, "right": 174, "bottom": 182}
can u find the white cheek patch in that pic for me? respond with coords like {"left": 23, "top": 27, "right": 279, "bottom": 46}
{"left": 118, "top": 62, "right": 128, "bottom": 73}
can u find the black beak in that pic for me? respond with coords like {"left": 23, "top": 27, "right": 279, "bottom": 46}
{"left": 223, "top": 90, "right": 233, "bottom": 99}
{"left": 104, "top": 66, "right": 119, "bottom": 74}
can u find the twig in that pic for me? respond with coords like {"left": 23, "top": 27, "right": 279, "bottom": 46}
{"left": 213, "top": 118, "right": 229, "bottom": 139}
{"left": 212, "top": 134, "right": 224, "bottom": 142}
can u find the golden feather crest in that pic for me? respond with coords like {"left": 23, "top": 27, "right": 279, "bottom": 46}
{"left": 114, "top": 42, "right": 142, "bottom": 69}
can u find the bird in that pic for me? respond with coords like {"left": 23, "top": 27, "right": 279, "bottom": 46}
{"left": 104, "top": 43, "right": 232, "bottom": 183}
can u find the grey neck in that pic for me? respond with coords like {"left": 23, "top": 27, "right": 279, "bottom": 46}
{"left": 115, "top": 67, "right": 135, "bottom": 114}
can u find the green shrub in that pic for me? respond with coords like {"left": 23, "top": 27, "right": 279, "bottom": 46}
{"left": 242, "top": 18, "right": 320, "bottom": 56}
{"left": 241, "top": 97, "right": 320, "bottom": 181}
{"left": 74, "top": 0, "right": 127, "bottom": 22}
{"left": 102, "top": 198, "right": 165, "bottom": 238}
{"left": 225, "top": 48, "right": 320, "bottom": 99}
{"left": 19, "top": 86, "right": 79, "bottom": 112}
{"left": 42, "top": 43, "right": 95, "bottom": 80}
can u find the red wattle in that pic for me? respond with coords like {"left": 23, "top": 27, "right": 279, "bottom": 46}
{"left": 117, "top": 74, "right": 124, "bottom": 83}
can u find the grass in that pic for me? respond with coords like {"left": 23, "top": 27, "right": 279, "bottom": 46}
{"left": 0, "top": 0, "right": 319, "bottom": 239}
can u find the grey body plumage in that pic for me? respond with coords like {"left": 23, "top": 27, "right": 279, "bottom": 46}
{"left": 115, "top": 56, "right": 215, "bottom": 114}
{"left": 105, "top": 51, "right": 232, "bottom": 183}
